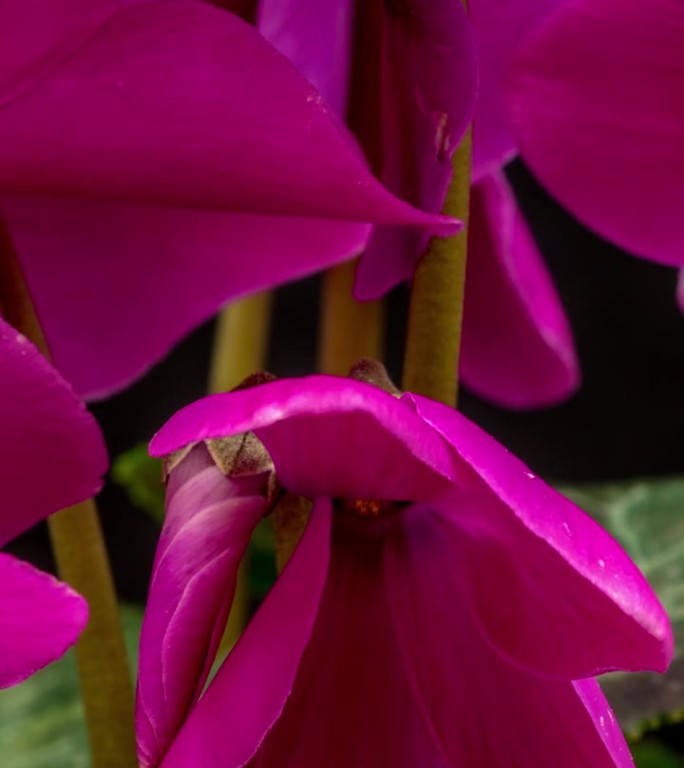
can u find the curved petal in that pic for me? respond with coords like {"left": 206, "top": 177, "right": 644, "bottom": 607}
{"left": 0, "top": 553, "right": 88, "bottom": 688}
{"left": 460, "top": 172, "right": 580, "bottom": 409}
{"left": 6, "top": 199, "right": 370, "bottom": 399}
{"left": 0, "top": 0, "right": 454, "bottom": 230}
{"left": 257, "top": 0, "right": 355, "bottom": 115}
{"left": 251, "top": 513, "right": 445, "bottom": 768}
{"left": 384, "top": 507, "right": 636, "bottom": 767}
{"left": 0, "top": 0, "right": 117, "bottom": 107}
{"left": 355, "top": 0, "right": 477, "bottom": 299}
{"left": 150, "top": 377, "right": 464, "bottom": 501}
{"left": 470, "top": 0, "right": 564, "bottom": 180}
{"left": 0, "top": 317, "right": 107, "bottom": 545}
{"left": 160, "top": 498, "right": 332, "bottom": 768}
{"left": 509, "top": 0, "right": 684, "bottom": 267}
{"left": 136, "top": 446, "right": 268, "bottom": 768}
{"left": 408, "top": 395, "right": 672, "bottom": 677}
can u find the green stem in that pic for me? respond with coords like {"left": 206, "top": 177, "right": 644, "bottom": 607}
{"left": 402, "top": 127, "right": 472, "bottom": 406}
{"left": 318, "top": 260, "right": 384, "bottom": 375}
{"left": 208, "top": 293, "right": 272, "bottom": 650}
{"left": 0, "top": 223, "right": 137, "bottom": 768}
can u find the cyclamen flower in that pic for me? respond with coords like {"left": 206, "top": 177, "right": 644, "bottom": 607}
{"left": 0, "top": 315, "right": 107, "bottom": 686}
{"left": 252, "top": 0, "right": 579, "bottom": 409}
{"left": 509, "top": 0, "right": 684, "bottom": 282}
{"left": 138, "top": 372, "right": 671, "bottom": 767}
{"left": 0, "top": 0, "right": 454, "bottom": 400}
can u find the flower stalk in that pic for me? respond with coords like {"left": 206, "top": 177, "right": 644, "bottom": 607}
{"left": 402, "top": 127, "right": 472, "bottom": 407}
{"left": 318, "top": 260, "right": 384, "bottom": 375}
{"left": 0, "top": 223, "right": 137, "bottom": 768}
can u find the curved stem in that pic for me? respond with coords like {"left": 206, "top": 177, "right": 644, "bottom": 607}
{"left": 402, "top": 128, "right": 472, "bottom": 407}
{"left": 318, "top": 260, "right": 384, "bottom": 375}
{"left": 209, "top": 292, "right": 272, "bottom": 649}
{"left": 0, "top": 223, "right": 136, "bottom": 768}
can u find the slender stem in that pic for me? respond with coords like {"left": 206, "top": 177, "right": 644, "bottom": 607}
{"left": 48, "top": 501, "right": 138, "bottom": 768}
{"left": 318, "top": 260, "right": 384, "bottom": 375}
{"left": 208, "top": 293, "right": 272, "bottom": 650}
{"left": 0, "top": 223, "right": 137, "bottom": 768}
{"left": 208, "top": 292, "right": 273, "bottom": 393}
{"left": 402, "top": 127, "right": 472, "bottom": 407}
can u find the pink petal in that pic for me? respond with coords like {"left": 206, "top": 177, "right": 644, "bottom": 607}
{"left": 509, "top": 0, "right": 684, "bottom": 267}
{"left": 355, "top": 0, "right": 477, "bottom": 299}
{"left": 257, "top": 0, "right": 355, "bottom": 115}
{"left": 6, "top": 199, "right": 371, "bottom": 399}
{"left": 251, "top": 512, "right": 444, "bottom": 768}
{"left": 0, "top": 317, "right": 107, "bottom": 545}
{"left": 160, "top": 498, "right": 332, "bottom": 768}
{"left": 136, "top": 446, "right": 268, "bottom": 768}
{"left": 384, "top": 506, "right": 636, "bottom": 767}
{"left": 0, "top": 0, "right": 116, "bottom": 107}
{"left": 470, "top": 0, "right": 564, "bottom": 180}
{"left": 460, "top": 172, "right": 580, "bottom": 409}
{"left": 0, "top": 0, "right": 452, "bottom": 228}
{"left": 150, "top": 376, "right": 463, "bottom": 501}
{"left": 0, "top": 553, "right": 88, "bottom": 688}
{"left": 408, "top": 395, "right": 672, "bottom": 677}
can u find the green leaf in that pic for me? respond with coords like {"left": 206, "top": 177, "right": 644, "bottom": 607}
{"left": 111, "top": 444, "right": 165, "bottom": 524}
{"left": 560, "top": 477, "right": 684, "bottom": 737}
{"left": 0, "top": 604, "right": 143, "bottom": 768}
{"left": 631, "top": 738, "right": 683, "bottom": 768}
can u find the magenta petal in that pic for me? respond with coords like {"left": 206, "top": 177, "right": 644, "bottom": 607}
{"left": 384, "top": 508, "right": 635, "bottom": 767}
{"left": 0, "top": 553, "right": 87, "bottom": 688}
{"left": 251, "top": 513, "right": 444, "bottom": 768}
{"left": 150, "top": 376, "right": 463, "bottom": 501}
{"left": 0, "top": 0, "right": 452, "bottom": 229}
{"left": 0, "top": 317, "right": 107, "bottom": 545}
{"left": 460, "top": 172, "right": 580, "bottom": 409}
{"left": 136, "top": 447, "right": 267, "bottom": 768}
{"left": 408, "top": 395, "right": 672, "bottom": 677}
{"left": 470, "top": 0, "right": 563, "bottom": 180}
{"left": 510, "top": 0, "right": 684, "bottom": 267}
{"left": 257, "top": 0, "right": 355, "bottom": 115}
{"left": 354, "top": 0, "right": 477, "bottom": 299}
{"left": 6, "top": 199, "right": 370, "bottom": 399}
{"left": 0, "top": 0, "right": 116, "bottom": 107}
{"left": 160, "top": 498, "right": 332, "bottom": 768}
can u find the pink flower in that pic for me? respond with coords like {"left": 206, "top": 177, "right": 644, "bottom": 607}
{"left": 0, "top": 0, "right": 454, "bottom": 400}
{"left": 509, "top": 0, "right": 684, "bottom": 274}
{"left": 254, "top": 0, "right": 580, "bottom": 409}
{"left": 138, "top": 373, "right": 671, "bottom": 767}
{"left": 0, "top": 315, "right": 107, "bottom": 686}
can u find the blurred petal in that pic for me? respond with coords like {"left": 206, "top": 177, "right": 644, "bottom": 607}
{"left": 0, "top": 317, "right": 107, "bottom": 545}
{"left": 6, "top": 199, "right": 370, "bottom": 399}
{"left": 136, "top": 447, "right": 267, "bottom": 768}
{"left": 0, "top": 0, "right": 116, "bottom": 107}
{"left": 0, "top": 553, "right": 87, "bottom": 688}
{"left": 677, "top": 269, "right": 684, "bottom": 313}
{"left": 257, "top": 0, "right": 355, "bottom": 115}
{"left": 161, "top": 498, "right": 332, "bottom": 768}
{"left": 510, "top": 0, "right": 684, "bottom": 267}
{"left": 355, "top": 0, "right": 476, "bottom": 299}
{"left": 0, "top": 0, "right": 453, "bottom": 229}
{"left": 470, "top": 0, "right": 563, "bottom": 180}
{"left": 409, "top": 395, "right": 672, "bottom": 677}
{"left": 251, "top": 513, "right": 445, "bottom": 768}
{"left": 460, "top": 172, "right": 579, "bottom": 409}
{"left": 150, "top": 376, "right": 464, "bottom": 501}
{"left": 384, "top": 507, "right": 636, "bottom": 767}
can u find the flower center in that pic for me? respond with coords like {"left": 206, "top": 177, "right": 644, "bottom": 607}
{"left": 336, "top": 498, "right": 404, "bottom": 518}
